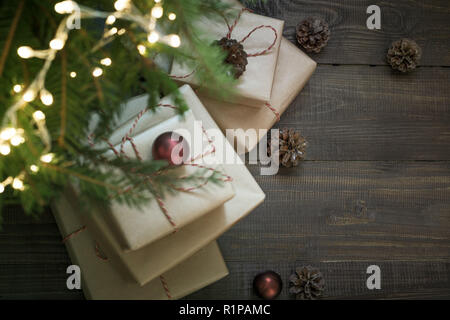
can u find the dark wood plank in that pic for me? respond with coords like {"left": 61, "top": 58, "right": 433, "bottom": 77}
{"left": 0, "top": 207, "right": 82, "bottom": 299}
{"left": 241, "top": 0, "right": 450, "bottom": 66}
{"left": 188, "top": 161, "right": 450, "bottom": 299}
{"left": 280, "top": 65, "right": 450, "bottom": 160}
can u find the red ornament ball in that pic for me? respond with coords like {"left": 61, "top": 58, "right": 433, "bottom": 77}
{"left": 152, "top": 131, "right": 189, "bottom": 166}
{"left": 253, "top": 270, "right": 283, "bottom": 300}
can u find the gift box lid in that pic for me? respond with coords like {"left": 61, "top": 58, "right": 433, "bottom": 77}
{"left": 52, "top": 193, "right": 228, "bottom": 300}
{"left": 170, "top": 5, "right": 284, "bottom": 108}
{"left": 78, "top": 85, "right": 265, "bottom": 286}
{"left": 100, "top": 109, "right": 235, "bottom": 251}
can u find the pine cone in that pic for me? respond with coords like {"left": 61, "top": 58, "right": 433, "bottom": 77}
{"left": 289, "top": 266, "right": 325, "bottom": 300}
{"left": 215, "top": 37, "right": 248, "bottom": 79}
{"left": 296, "top": 17, "right": 330, "bottom": 53}
{"left": 268, "top": 128, "right": 307, "bottom": 168}
{"left": 386, "top": 39, "right": 421, "bottom": 73}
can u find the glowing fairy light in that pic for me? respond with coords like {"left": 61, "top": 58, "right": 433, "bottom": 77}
{"left": 151, "top": 6, "right": 163, "bottom": 19}
{"left": 100, "top": 57, "right": 112, "bottom": 66}
{"left": 106, "top": 15, "right": 116, "bottom": 25}
{"left": 23, "top": 89, "right": 36, "bottom": 102}
{"left": 33, "top": 110, "right": 46, "bottom": 122}
{"left": 168, "top": 13, "right": 176, "bottom": 21}
{"left": 168, "top": 34, "right": 181, "bottom": 48}
{"left": 40, "top": 153, "right": 54, "bottom": 163}
{"left": 17, "top": 46, "right": 33, "bottom": 59}
{"left": 0, "top": 128, "right": 16, "bottom": 140}
{"left": 54, "top": 1, "right": 76, "bottom": 14}
{"left": 117, "top": 28, "right": 126, "bottom": 35}
{"left": 10, "top": 134, "right": 25, "bottom": 146}
{"left": 114, "top": 0, "right": 130, "bottom": 11}
{"left": 30, "top": 165, "right": 39, "bottom": 173}
{"left": 49, "top": 38, "right": 65, "bottom": 50}
{"left": 137, "top": 44, "right": 146, "bottom": 55}
{"left": 0, "top": 184, "right": 4, "bottom": 193}
{"left": 13, "top": 84, "right": 22, "bottom": 93}
{"left": 0, "top": 144, "right": 11, "bottom": 156}
{"left": 147, "top": 31, "right": 159, "bottom": 44}
{"left": 40, "top": 89, "right": 54, "bottom": 106}
{"left": 70, "top": 71, "right": 77, "bottom": 78}
{"left": 12, "top": 177, "right": 24, "bottom": 190}
{"left": 92, "top": 67, "right": 103, "bottom": 77}
{"left": 109, "top": 27, "right": 118, "bottom": 35}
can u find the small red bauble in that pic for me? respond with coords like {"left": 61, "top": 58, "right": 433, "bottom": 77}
{"left": 152, "top": 131, "right": 189, "bottom": 166}
{"left": 253, "top": 270, "right": 283, "bottom": 300}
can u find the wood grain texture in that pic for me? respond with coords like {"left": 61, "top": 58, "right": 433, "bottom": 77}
{"left": 281, "top": 65, "right": 450, "bottom": 160}
{"left": 0, "top": 0, "right": 449, "bottom": 300}
{"left": 241, "top": 0, "right": 450, "bottom": 66}
{"left": 188, "top": 162, "right": 450, "bottom": 299}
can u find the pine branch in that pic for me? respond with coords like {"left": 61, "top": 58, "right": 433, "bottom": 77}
{"left": 58, "top": 48, "right": 67, "bottom": 148}
{"left": 0, "top": 0, "right": 24, "bottom": 76}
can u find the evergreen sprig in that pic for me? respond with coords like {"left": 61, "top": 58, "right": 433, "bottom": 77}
{"left": 0, "top": 0, "right": 237, "bottom": 225}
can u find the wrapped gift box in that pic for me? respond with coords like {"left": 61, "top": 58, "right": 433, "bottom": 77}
{"left": 52, "top": 193, "right": 228, "bottom": 300}
{"left": 198, "top": 38, "right": 316, "bottom": 154}
{"left": 100, "top": 109, "right": 235, "bottom": 251}
{"left": 78, "top": 85, "right": 265, "bottom": 286}
{"left": 170, "top": 3, "right": 284, "bottom": 108}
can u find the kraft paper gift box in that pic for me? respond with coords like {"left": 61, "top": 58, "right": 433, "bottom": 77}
{"left": 99, "top": 109, "right": 235, "bottom": 251}
{"left": 170, "top": 4, "right": 284, "bottom": 108}
{"left": 79, "top": 85, "right": 265, "bottom": 286}
{"left": 198, "top": 38, "right": 317, "bottom": 154}
{"left": 52, "top": 193, "right": 228, "bottom": 300}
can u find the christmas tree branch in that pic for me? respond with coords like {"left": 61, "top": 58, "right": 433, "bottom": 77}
{"left": 0, "top": 0, "right": 24, "bottom": 77}
{"left": 58, "top": 48, "right": 67, "bottom": 148}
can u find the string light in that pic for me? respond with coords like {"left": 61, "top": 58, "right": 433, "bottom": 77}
{"left": 13, "top": 84, "right": 23, "bottom": 93}
{"left": 17, "top": 46, "right": 33, "bottom": 59}
{"left": 40, "top": 89, "right": 54, "bottom": 106}
{"left": 137, "top": 44, "right": 146, "bottom": 55}
{"left": 154, "top": 0, "right": 161, "bottom": 3}
{"left": 70, "top": 71, "right": 77, "bottom": 78}
{"left": 148, "top": 31, "right": 159, "bottom": 44}
{"left": 168, "top": 13, "right": 176, "bottom": 21}
{"left": 168, "top": 34, "right": 181, "bottom": 48}
{"left": 106, "top": 15, "right": 116, "bottom": 25}
{"left": 100, "top": 58, "right": 112, "bottom": 66}
{"left": 54, "top": 1, "right": 76, "bottom": 14}
{"left": 92, "top": 67, "right": 103, "bottom": 77}
{"left": 10, "top": 134, "right": 25, "bottom": 146}
{"left": 40, "top": 153, "right": 54, "bottom": 163}
{"left": 30, "top": 165, "right": 39, "bottom": 173}
{"left": 12, "top": 177, "right": 24, "bottom": 190}
{"left": 0, "top": 184, "right": 4, "bottom": 193}
{"left": 117, "top": 28, "right": 126, "bottom": 35}
{"left": 23, "top": 89, "right": 36, "bottom": 102}
{"left": 151, "top": 6, "right": 163, "bottom": 19}
{"left": 0, "top": 128, "right": 16, "bottom": 140}
{"left": 33, "top": 110, "right": 46, "bottom": 122}
{"left": 114, "top": 0, "right": 130, "bottom": 11}
{"left": 0, "top": 144, "right": 11, "bottom": 155}
{"left": 49, "top": 38, "right": 65, "bottom": 50}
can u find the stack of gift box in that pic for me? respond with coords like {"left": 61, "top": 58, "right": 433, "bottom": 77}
{"left": 52, "top": 1, "right": 316, "bottom": 299}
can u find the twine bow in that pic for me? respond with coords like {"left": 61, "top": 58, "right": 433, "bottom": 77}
{"left": 170, "top": 8, "right": 281, "bottom": 122}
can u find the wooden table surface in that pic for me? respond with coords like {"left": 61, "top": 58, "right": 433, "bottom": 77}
{"left": 1, "top": 0, "right": 449, "bottom": 300}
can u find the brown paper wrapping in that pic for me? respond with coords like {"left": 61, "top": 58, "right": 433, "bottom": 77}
{"left": 78, "top": 85, "right": 265, "bottom": 286}
{"left": 198, "top": 38, "right": 317, "bottom": 154}
{"left": 170, "top": 6, "right": 284, "bottom": 108}
{"left": 52, "top": 193, "right": 228, "bottom": 300}
{"left": 101, "top": 110, "right": 235, "bottom": 251}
